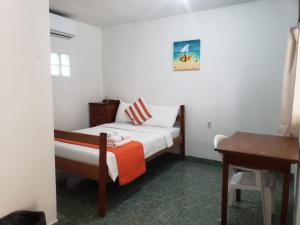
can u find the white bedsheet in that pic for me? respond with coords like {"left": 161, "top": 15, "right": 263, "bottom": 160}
{"left": 55, "top": 123, "right": 180, "bottom": 181}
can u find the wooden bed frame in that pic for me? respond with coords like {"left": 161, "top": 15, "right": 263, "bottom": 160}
{"left": 54, "top": 101, "right": 185, "bottom": 217}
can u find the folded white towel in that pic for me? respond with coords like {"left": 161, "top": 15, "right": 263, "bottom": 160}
{"left": 107, "top": 139, "right": 131, "bottom": 148}
{"left": 107, "top": 131, "right": 131, "bottom": 142}
{"left": 107, "top": 135, "right": 130, "bottom": 143}
{"left": 107, "top": 135, "right": 123, "bottom": 143}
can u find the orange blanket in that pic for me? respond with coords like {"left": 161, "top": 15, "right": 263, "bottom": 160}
{"left": 55, "top": 138, "right": 146, "bottom": 185}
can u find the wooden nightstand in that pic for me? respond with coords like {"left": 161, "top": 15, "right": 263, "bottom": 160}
{"left": 89, "top": 100, "right": 120, "bottom": 127}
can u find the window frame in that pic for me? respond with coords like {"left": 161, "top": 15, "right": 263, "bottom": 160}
{"left": 51, "top": 52, "right": 71, "bottom": 77}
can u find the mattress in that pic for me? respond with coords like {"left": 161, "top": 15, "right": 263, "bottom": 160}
{"left": 55, "top": 122, "right": 180, "bottom": 181}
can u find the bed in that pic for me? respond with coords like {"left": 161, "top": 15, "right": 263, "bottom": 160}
{"left": 54, "top": 100, "right": 185, "bottom": 217}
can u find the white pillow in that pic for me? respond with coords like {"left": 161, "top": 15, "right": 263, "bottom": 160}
{"left": 115, "top": 101, "right": 131, "bottom": 123}
{"left": 143, "top": 105, "right": 180, "bottom": 128}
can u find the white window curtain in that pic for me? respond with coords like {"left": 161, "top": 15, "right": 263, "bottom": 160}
{"left": 279, "top": 25, "right": 300, "bottom": 137}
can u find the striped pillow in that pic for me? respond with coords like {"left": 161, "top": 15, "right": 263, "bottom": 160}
{"left": 125, "top": 98, "right": 152, "bottom": 125}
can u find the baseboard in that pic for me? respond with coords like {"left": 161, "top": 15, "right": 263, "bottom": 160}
{"left": 185, "top": 155, "right": 222, "bottom": 167}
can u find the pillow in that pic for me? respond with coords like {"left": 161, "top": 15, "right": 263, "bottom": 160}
{"left": 143, "top": 105, "right": 179, "bottom": 128}
{"left": 125, "top": 98, "right": 152, "bottom": 125}
{"left": 115, "top": 101, "right": 132, "bottom": 123}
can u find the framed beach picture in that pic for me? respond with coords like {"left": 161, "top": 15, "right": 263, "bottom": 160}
{"left": 173, "top": 39, "right": 201, "bottom": 71}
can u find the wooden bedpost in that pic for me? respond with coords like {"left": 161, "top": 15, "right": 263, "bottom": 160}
{"left": 98, "top": 132, "right": 107, "bottom": 217}
{"left": 180, "top": 105, "right": 185, "bottom": 160}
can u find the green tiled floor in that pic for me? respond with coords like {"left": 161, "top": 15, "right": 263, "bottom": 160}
{"left": 56, "top": 155, "right": 294, "bottom": 225}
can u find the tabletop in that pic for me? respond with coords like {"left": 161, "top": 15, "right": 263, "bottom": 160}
{"left": 216, "top": 132, "right": 299, "bottom": 163}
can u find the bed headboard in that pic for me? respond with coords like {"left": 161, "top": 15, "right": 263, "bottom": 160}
{"left": 176, "top": 105, "right": 185, "bottom": 138}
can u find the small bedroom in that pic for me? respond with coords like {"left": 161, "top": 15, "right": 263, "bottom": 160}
{"left": 2, "top": 0, "right": 300, "bottom": 225}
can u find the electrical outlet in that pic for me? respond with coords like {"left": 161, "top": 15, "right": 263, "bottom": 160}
{"left": 207, "top": 121, "right": 212, "bottom": 129}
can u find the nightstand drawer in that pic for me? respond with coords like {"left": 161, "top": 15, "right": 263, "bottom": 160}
{"left": 89, "top": 100, "right": 120, "bottom": 127}
{"left": 89, "top": 104, "right": 105, "bottom": 116}
{"left": 90, "top": 115, "right": 106, "bottom": 127}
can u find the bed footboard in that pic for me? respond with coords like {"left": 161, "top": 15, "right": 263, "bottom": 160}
{"left": 98, "top": 133, "right": 107, "bottom": 217}
{"left": 54, "top": 130, "right": 108, "bottom": 217}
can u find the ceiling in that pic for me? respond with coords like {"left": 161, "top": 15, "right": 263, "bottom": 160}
{"left": 49, "top": 0, "right": 258, "bottom": 27}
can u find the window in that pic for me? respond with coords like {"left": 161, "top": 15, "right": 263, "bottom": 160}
{"left": 51, "top": 53, "right": 70, "bottom": 77}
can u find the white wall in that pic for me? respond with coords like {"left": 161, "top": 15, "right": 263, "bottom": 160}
{"left": 51, "top": 21, "right": 103, "bottom": 130}
{"left": 0, "top": 0, "right": 57, "bottom": 224}
{"left": 103, "top": 0, "right": 297, "bottom": 160}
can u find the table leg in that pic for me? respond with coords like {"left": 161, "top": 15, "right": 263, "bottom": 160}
{"left": 221, "top": 157, "right": 229, "bottom": 225}
{"left": 280, "top": 166, "right": 291, "bottom": 225}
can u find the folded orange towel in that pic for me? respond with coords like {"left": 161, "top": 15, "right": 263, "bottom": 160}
{"left": 55, "top": 138, "right": 146, "bottom": 185}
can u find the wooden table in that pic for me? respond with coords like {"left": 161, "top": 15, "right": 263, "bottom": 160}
{"left": 215, "top": 132, "right": 299, "bottom": 225}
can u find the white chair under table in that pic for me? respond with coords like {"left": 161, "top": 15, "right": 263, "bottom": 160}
{"left": 214, "top": 134, "right": 275, "bottom": 225}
